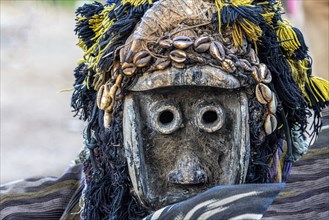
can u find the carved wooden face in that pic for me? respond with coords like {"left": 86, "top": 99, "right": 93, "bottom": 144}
{"left": 123, "top": 86, "right": 250, "bottom": 210}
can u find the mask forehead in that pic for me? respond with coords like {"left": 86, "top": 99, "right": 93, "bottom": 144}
{"left": 123, "top": 86, "right": 250, "bottom": 209}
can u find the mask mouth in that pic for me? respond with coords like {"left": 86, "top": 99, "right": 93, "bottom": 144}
{"left": 145, "top": 148, "right": 215, "bottom": 209}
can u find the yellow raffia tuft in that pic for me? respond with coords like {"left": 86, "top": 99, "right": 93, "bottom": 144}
{"left": 77, "top": 4, "right": 116, "bottom": 90}
{"left": 308, "top": 76, "right": 329, "bottom": 103}
{"left": 287, "top": 56, "right": 329, "bottom": 107}
{"left": 214, "top": 0, "right": 255, "bottom": 35}
{"left": 214, "top": 0, "right": 225, "bottom": 35}
{"left": 276, "top": 20, "right": 301, "bottom": 56}
{"left": 88, "top": 6, "right": 115, "bottom": 58}
{"left": 76, "top": 16, "right": 88, "bottom": 51}
{"left": 231, "top": 19, "right": 262, "bottom": 48}
{"left": 258, "top": 0, "right": 282, "bottom": 27}
{"left": 235, "top": 18, "right": 262, "bottom": 47}
{"left": 287, "top": 58, "right": 309, "bottom": 98}
{"left": 232, "top": 23, "right": 242, "bottom": 46}
{"left": 77, "top": 58, "right": 86, "bottom": 66}
{"left": 77, "top": 38, "right": 88, "bottom": 52}
{"left": 121, "top": 0, "right": 153, "bottom": 7}
{"left": 231, "top": 0, "right": 254, "bottom": 6}
{"left": 216, "top": 0, "right": 262, "bottom": 47}
{"left": 262, "top": 12, "right": 275, "bottom": 26}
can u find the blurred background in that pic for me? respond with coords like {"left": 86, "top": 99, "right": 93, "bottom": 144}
{"left": 0, "top": 0, "right": 96, "bottom": 184}
{"left": 1, "top": 0, "right": 328, "bottom": 184}
{"left": 283, "top": 0, "right": 328, "bottom": 81}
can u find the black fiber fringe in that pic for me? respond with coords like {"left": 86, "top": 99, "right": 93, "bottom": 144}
{"left": 75, "top": 2, "right": 104, "bottom": 49}
{"left": 82, "top": 101, "right": 148, "bottom": 219}
{"left": 73, "top": 2, "right": 157, "bottom": 218}
{"left": 256, "top": 2, "right": 309, "bottom": 131}
{"left": 220, "top": 5, "right": 263, "bottom": 26}
{"left": 291, "top": 27, "right": 309, "bottom": 61}
{"left": 71, "top": 63, "right": 97, "bottom": 121}
{"left": 97, "top": 2, "right": 153, "bottom": 73}
{"left": 246, "top": 132, "right": 280, "bottom": 183}
{"left": 305, "top": 83, "right": 323, "bottom": 138}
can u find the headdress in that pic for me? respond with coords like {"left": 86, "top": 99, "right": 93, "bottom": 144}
{"left": 72, "top": 0, "right": 329, "bottom": 218}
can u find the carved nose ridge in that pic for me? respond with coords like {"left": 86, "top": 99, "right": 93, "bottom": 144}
{"left": 167, "top": 154, "right": 207, "bottom": 185}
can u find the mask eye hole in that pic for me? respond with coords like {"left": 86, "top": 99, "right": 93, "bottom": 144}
{"left": 159, "top": 110, "right": 174, "bottom": 125}
{"left": 196, "top": 104, "right": 224, "bottom": 133}
{"left": 202, "top": 110, "right": 218, "bottom": 124}
{"left": 151, "top": 105, "right": 182, "bottom": 134}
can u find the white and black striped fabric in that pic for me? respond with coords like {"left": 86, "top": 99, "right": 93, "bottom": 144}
{"left": 1, "top": 129, "right": 328, "bottom": 219}
{"left": 144, "top": 183, "right": 284, "bottom": 220}
{"left": 263, "top": 129, "right": 329, "bottom": 220}
{"left": 0, "top": 164, "right": 82, "bottom": 220}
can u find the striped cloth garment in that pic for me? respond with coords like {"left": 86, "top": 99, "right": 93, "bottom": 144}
{"left": 263, "top": 128, "right": 329, "bottom": 220}
{"left": 0, "top": 164, "right": 82, "bottom": 220}
{"left": 1, "top": 129, "right": 328, "bottom": 219}
{"left": 144, "top": 183, "right": 284, "bottom": 220}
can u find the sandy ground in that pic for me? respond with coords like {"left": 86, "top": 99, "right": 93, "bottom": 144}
{"left": 1, "top": 1, "right": 86, "bottom": 184}
{"left": 1, "top": 1, "right": 328, "bottom": 184}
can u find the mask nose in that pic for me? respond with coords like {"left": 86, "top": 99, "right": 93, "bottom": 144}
{"left": 167, "top": 153, "right": 207, "bottom": 185}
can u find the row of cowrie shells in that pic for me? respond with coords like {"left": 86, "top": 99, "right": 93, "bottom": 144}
{"left": 121, "top": 35, "right": 262, "bottom": 77}
{"left": 159, "top": 36, "right": 236, "bottom": 72}
{"left": 252, "top": 64, "right": 278, "bottom": 135}
{"left": 121, "top": 36, "right": 237, "bottom": 75}
{"left": 116, "top": 35, "right": 279, "bottom": 134}
{"left": 101, "top": 35, "right": 230, "bottom": 128}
